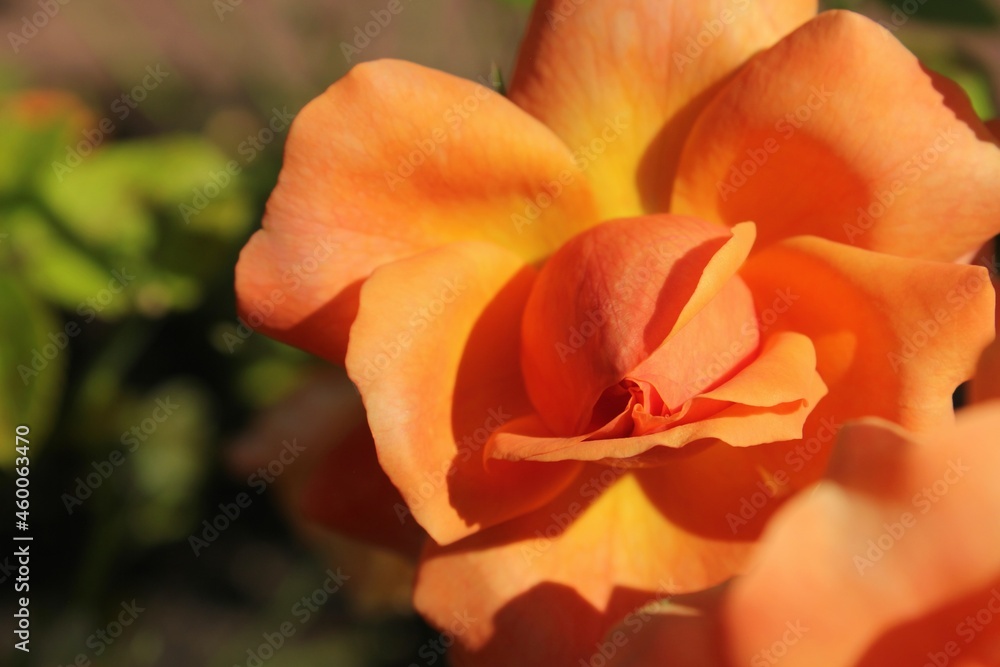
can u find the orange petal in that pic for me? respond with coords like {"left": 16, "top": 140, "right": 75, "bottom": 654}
{"left": 724, "top": 402, "right": 1000, "bottom": 667}
{"left": 509, "top": 0, "right": 816, "bottom": 218}
{"left": 673, "top": 10, "right": 1000, "bottom": 262}
{"left": 520, "top": 215, "right": 755, "bottom": 435}
{"left": 741, "top": 235, "right": 995, "bottom": 437}
{"left": 344, "top": 241, "right": 582, "bottom": 546}
{"left": 489, "top": 331, "right": 826, "bottom": 465}
{"left": 236, "top": 59, "right": 599, "bottom": 363}
{"left": 414, "top": 467, "right": 756, "bottom": 667}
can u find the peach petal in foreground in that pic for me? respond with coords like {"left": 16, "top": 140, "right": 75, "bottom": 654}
{"left": 725, "top": 402, "right": 1000, "bottom": 666}
{"left": 602, "top": 403, "right": 1000, "bottom": 667}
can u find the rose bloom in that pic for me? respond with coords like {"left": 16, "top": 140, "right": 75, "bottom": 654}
{"left": 235, "top": 1, "right": 1000, "bottom": 664}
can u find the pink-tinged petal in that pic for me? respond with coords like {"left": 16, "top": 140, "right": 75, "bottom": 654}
{"left": 740, "top": 235, "right": 995, "bottom": 438}
{"left": 673, "top": 11, "right": 1000, "bottom": 261}
{"left": 490, "top": 331, "right": 826, "bottom": 465}
{"left": 520, "top": 215, "right": 756, "bottom": 435}
{"left": 236, "top": 59, "right": 599, "bottom": 363}
{"left": 414, "top": 468, "right": 754, "bottom": 667}
{"left": 509, "top": 0, "right": 817, "bottom": 218}
{"left": 344, "top": 241, "right": 582, "bottom": 546}
{"left": 725, "top": 402, "right": 1000, "bottom": 667}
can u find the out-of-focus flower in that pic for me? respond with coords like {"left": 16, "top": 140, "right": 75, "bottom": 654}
{"left": 604, "top": 401, "right": 1000, "bottom": 667}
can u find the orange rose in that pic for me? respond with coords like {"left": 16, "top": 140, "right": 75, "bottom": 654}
{"left": 602, "top": 401, "right": 1000, "bottom": 667}
{"left": 235, "top": 2, "right": 1000, "bottom": 664}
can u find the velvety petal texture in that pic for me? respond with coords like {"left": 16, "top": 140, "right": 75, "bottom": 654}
{"left": 509, "top": 0, "right": 817, "bottom": 217}
{"left": 673, "top": 11, "right": 1000, "bottom": 262}
{"left": 236, "top": 59, "right": 600, "bottom": 363}
{"left": 520, "top": 215, "right": 756, "bottom": 435}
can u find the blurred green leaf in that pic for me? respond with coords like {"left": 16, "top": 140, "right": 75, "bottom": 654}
{"left": 2, "top": 204, "right": 134, "bottom": 316}
{"left": 1, "top": 121, "right": 254, "bottom": 318}
{"left": 119, "top": 381, "right": 212, "bottom": 545}
{"left": 0, "top": 91, "right": 90, "bottom": 198}
{"left": 874, "top": 0, "right": 998, "bottom": 26}
{"left": 0, "top": 274, "right": 64, "bottom": 465}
